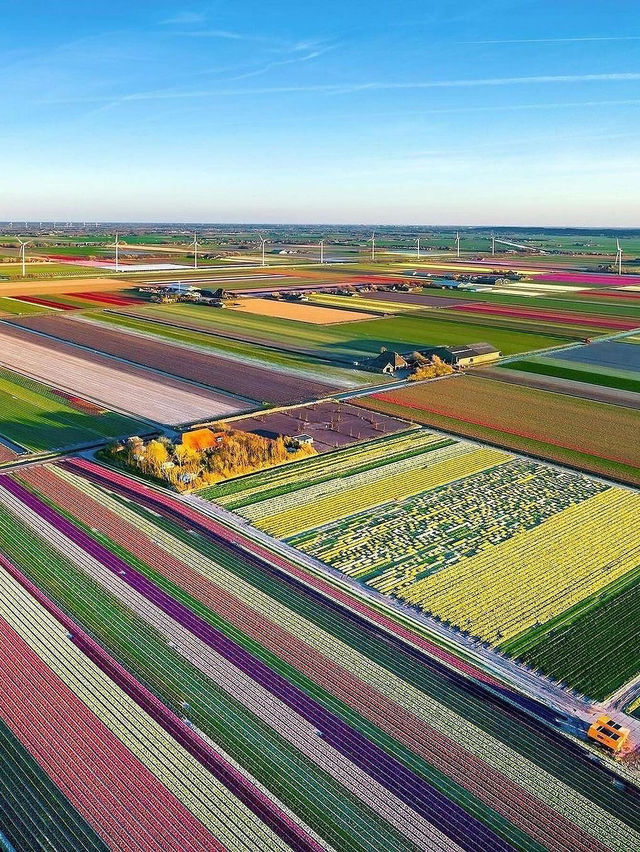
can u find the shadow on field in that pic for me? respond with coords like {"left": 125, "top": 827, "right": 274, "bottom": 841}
{"left": 0, "top": 408, "right": 140, "bottom": 454}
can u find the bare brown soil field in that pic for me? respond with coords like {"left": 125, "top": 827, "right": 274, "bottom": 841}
{"left": 0, "top": 277, "right": 123, "bottom": 297}
{"left": 0, "top": 324, "right": 247, "bottom": 424}
{"left": 226, "top": 401, "right": 409, "bottom": 452}
{"left": 358, "top": 374, "right": 640, "bottom": 483}
{"left": 231, "top": 298, "right": 376, "bottom": 324}
{"left": 9, "top": 314, "right": 339, "bottom": 405}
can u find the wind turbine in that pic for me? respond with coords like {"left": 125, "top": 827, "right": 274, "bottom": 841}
{"left": 415, "top": 237, "right": 421, "bottom": 259}
{"left": 108, "top": 233, "right": 122, "bottom": 272}
{"left": 258, "top": 235, "right": 267, "bottom": 267}
{"left": 368, "top": 232, "right": 376, "bottom": 262}
{"left": 616, "top": 239, "right": 623, "bottom": 275}
{"left": 455, "top": 231, "right": 461, "bottom": 259}
{"left": 319, "top": 238, "right": 325, "bottom": 264}
{"left": 191, "top": 232, "right": 199, "bottom": 269}
{"left": 491, "top": 233, "right": 496, "bottom": 256}
{"left": 16, "top": 237, "right": 31, "bottom": 278}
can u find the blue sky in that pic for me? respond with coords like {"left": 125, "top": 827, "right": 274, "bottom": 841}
{"left": 1, "top": 0, "right": 639, "bottom": 225}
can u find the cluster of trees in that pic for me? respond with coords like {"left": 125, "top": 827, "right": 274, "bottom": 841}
{"left": 100, "top": 427, "right": 316, "bottom": 491}
{"left": 408, "top": 354, "right": 454, "bottom": 382}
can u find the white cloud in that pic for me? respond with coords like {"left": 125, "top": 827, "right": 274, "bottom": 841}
{"left": 43, "top": 70, "right": 640, "bottom": 108}
{"left": 160, "top": 11, "right": 206, "bottom": 25}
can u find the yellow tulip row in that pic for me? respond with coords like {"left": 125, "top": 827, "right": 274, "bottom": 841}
{"left": 296, "top": 458, "right": 604, "bottom": 592}
{"left": 259, "top": 448, "right": 510, "bottom": 538}
{"left": 402, "top": 488, "right": 640, "bottom": 644}
{"left": 218, "top": 428, "right": 439, "bottom": 508}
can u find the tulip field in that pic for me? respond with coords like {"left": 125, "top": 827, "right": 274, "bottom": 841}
{"left": 254, "top": 444, "right": 508, "bottom": 538}
{"left": 0, "top": 456, "right": 638, "bottom": 849}
{"left": 286, "top": 458, "right": 608, "bottom": 590}
{"left": 358, "top": 376, "right": 640, "bottom": 485}
{"left": 221, "top": 430, "right": 640, "bottom": 700}
{"left": 2, "top": 230, "right": 640, "bottom": 850}
{"left": 207, "top": 427, "right": 451, "bottom": 508}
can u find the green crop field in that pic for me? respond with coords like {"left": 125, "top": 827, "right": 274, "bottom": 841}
{"left": 0, "top": 262, "right": 101, "bottom": 279}
{"left": 0, "top": 297, "right": 52, "bottom": 315}
{"left": 125, "top": 300, "right": 572, "bottom": 357}
{"left": 500, "top": 560, "right": 640, "bottom": 700}
{"left": 415, "top": 288, "right": 640, "bottom": 318}
{"left": 0, "top": 367, "right": 144, "bottom": 452}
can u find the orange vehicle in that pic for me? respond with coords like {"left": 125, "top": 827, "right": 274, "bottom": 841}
{"left": 587, "top": 716, "right": 630, "bottom": 753}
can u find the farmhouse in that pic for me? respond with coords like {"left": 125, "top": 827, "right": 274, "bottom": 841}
{"left": 420, "top": 343, "right": 501, "bottom": 367}
{"left": 362, "top": 343, "right": 499, "bottom": 374}
{"left": 363, "top": 350, "right": 409, "bottom": 374}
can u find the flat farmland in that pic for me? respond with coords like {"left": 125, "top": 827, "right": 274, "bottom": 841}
{"left": 438, "top": 289, "right": 640, "bottom": 318}
{"left": 222, "top": 424, "right": 640, "bottom": 700}
{"left": 119, "top": 300, "right": 573, "bottom": 357}
{"left": 447, "top": 302, "right": 640, "bottom": 332}
{"left": 221, "top": 423, "right": 640, "bottom": 701}
{"left": 9, "top": 313, "right": 340, "bottom": 405}
{"left": 230, "top": 297, "right": 377, "bottom": 323}
{"left": 504, "top": 558, "right": 640, "bottom": 700}
{"left": 363, "top": 291, "right": 475, "bottom": 308}
{"left": 309, "top": 293, "right": 429, "bottom": 314}
{"left": 126, "top": 270, "right": 317, "bottom": 289}
{"left": 8, "top": 295, "right": 78, "bottom": 311}
{"left": 2, "top": 458, "right": 638, "bottom": 850}
{"left": 9, "top": 290, "right": 143, "bottom": 311}
{"left": 496, "top": 341, "right": 640, "bottom": 400}
{"left": 223, "top": 401, "right": 410, "bottom": 452}
{"left": 0, "top": 324, "right": 247, "bottom": 425}
{"left": 478, "top": 365, "right": 640, "bottom": 410}
{"left": 207, "top": 427, "right": 433, "bottom": 505}
{"left": 358, "top": 374, "right": 640, "bottom": 484}
{"left": 0, "top": 276, "right": 123, "bottom": 297}
{"left": 103, "top": 304, "right": 362, "bottom": 359}
{"left": 84, "top": 310, "right": 375, "bottom": 386}
{"left": 0, "top": 297, "right": 51, "bottom": 315}
{"left": 546, "top": 340, "right": 640, "bottom": 371}
{"left": 0, "top": 263, "right": 101, "bottom": 279}
{"left": 0, "top": 366, "right": 143, "bottom": 452}
{"left": 0, "top": 444, "right": 17, "bottom": 463}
